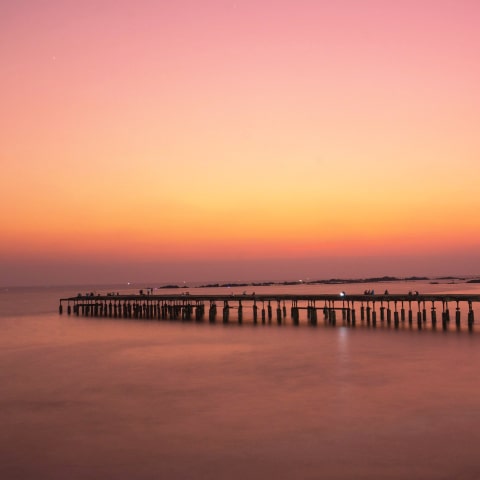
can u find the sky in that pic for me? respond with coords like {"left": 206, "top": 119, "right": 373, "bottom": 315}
{"left": 1, "top": 0, "right": 480, "bottom": 286}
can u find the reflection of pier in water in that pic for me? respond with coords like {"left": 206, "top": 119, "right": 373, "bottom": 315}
{"left": 59, "top": 293, "right": 480, "bottom": 331}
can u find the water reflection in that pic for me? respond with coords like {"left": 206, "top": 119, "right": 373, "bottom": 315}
{"left": 1, "top": 283, "right": 480, "bottom": 479}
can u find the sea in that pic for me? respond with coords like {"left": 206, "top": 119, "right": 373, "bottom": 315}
{"left": 2, "top": 279, "right": 480, "bottom": 480}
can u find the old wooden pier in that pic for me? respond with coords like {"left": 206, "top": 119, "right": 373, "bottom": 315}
{"left": 59, "top": 293, "right": 480, "bottom": 331}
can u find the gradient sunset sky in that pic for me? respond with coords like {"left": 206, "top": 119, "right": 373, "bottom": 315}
{"left": 1, "top": 0, "right": 479, "bottom": 286}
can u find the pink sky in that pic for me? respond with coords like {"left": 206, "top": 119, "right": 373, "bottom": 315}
{"left": 1, "top": 1, "right": 480, "bottom": 286}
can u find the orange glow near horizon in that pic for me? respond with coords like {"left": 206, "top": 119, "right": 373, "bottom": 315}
{"left": 1, "top": 1, "right": 480, "bottom": 284}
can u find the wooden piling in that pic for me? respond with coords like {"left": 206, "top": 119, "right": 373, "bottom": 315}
{"left": 59, "top": 292, "right": 479, "bottom": 332}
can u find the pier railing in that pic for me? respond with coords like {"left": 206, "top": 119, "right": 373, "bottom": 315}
{"left": 59, "top": 293, "right": 480, "bottom": 331}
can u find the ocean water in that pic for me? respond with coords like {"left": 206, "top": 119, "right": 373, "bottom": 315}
{"left": 1, "top": 280, "right": 480, "bottom": 479}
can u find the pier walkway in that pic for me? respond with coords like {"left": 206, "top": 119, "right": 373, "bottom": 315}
{"left": 59, "top": 293, "right": 480, "bottom": 331}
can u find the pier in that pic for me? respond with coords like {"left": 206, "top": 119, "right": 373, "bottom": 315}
{"left": 59, "top": 293, "right": 480, "bottom": 331}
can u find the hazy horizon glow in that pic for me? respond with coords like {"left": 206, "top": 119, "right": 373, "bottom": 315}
{"left": 1, "top": 1, "right": 480, "bottom": 286}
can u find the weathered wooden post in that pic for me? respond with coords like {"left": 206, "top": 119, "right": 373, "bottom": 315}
{"left": 394, "top": 301, "right": 399, "bottom": 328}
{"left": 468, "top": 301, "right": 474, "bottom": 330}
{"left": 455, "top": 301, "right": 461, "bottom": 328}
{"left": 238, "top": 300, "right": 243, "bottom": 324}
{"left": 223, "top": 300, "right": 229, "bottom": 324}
{"left": 431, "top": 302, "right": 437, "bottom": 328}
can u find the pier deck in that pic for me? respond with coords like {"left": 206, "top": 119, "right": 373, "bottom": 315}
{"left": 59, "top": 293, "right": 480, "bottom": 330}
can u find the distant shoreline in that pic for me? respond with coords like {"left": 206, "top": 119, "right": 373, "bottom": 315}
{"left": 3, "top": 275, "right": 480, "bottom": 291}
{"left": 158, "top": 275, "right": 480, "bottom": 290}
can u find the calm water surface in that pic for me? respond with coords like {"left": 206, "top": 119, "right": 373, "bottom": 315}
{"left": 1, "top": 281, "right": 480, "bottom": 479}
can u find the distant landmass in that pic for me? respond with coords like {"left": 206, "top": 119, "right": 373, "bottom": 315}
{"left": 156, "top": 275, "right": 479, "bottom": 290}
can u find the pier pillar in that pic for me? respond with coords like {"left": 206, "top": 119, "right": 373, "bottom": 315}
{"left": 394, "top": 311, "right": 399, "bottom": 328}
{"left": 238, "top": 301, "right": 243, "bottom": 324}
{"left": 445, "top": 302, "right": 450, "bottom": 322}
{"left": 209, "top": 302, "right": 217, "bottom": 323}
{"left": 253, "top": 301, "right": 258, "bottom": 324}
{"left": 223, "top": 301, "right": 229, "bottom": 324}
{"left": 293, "top": 307, "right": 300, "bottom": 325}
{"left": 328, "top": 306, "right": 337, "bottom": 326}
{"left": 455, "top": 302, "right": 461, "bottom": 328}
{"left": 195, "top": 303, "right": 204, "bottom": 322}
{"left": 291, "top": 301, "right": 299, "bottom": 325}
{"left": 468, "top": 301, "right": 474, "bottom": 330}
{"left": 183, "top": 302, "right": 193, "bottom": 321}
{"left": 267, "top": 302, "right": 272, "bottom": 323}
{"left": 311, "top": 301, "right": 316, "bottom": 325}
